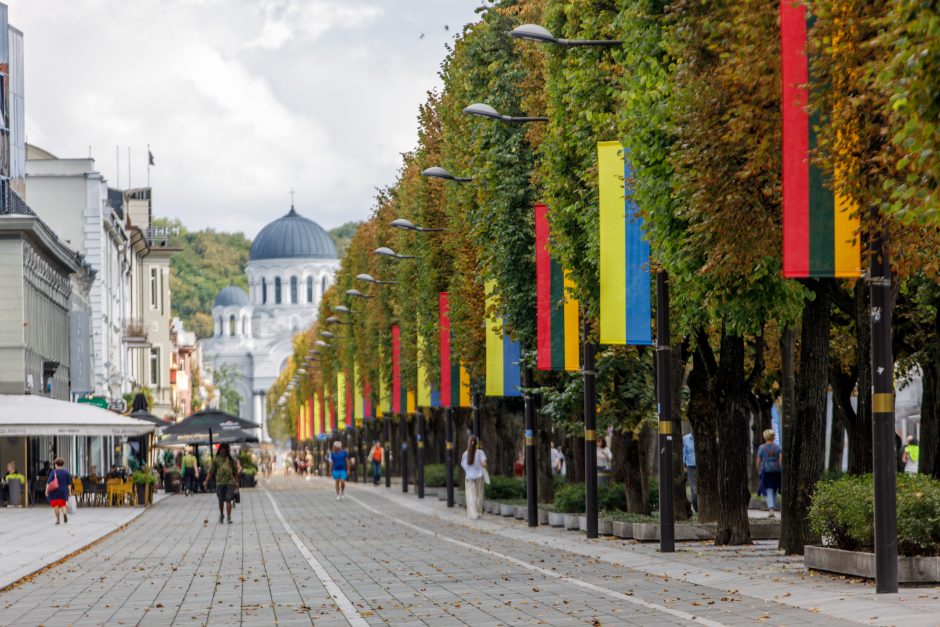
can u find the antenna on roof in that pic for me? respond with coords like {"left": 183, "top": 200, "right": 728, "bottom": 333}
{"left": 290, "top": 188, "right": 295, "bottom": 209}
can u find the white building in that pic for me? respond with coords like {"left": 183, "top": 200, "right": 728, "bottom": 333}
{"left": 202, "top": 206, "right": 339, "bottom": 440}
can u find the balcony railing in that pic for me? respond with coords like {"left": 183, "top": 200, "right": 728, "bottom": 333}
{"left": 0, "top": 183, "right": 36, "bottom": 216}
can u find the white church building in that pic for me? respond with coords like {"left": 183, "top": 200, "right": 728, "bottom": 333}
{"left": 202, "top": 207, "right": 339, "bottom": 440}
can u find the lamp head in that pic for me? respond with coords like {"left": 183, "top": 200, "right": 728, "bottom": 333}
{"left": 463, "top": 103, "right": 502, "bottom": 120}
{"left": 510, "top": 24, "right": 556, "bottom": 43}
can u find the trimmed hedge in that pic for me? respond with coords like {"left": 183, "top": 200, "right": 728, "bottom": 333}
{"left": 424, "top": 463, "right": 456, "bottom": 488}
{"left": 809, "top": 473, "right": 940, "bottom": 557}
{"left": 553, "top": 482, "right": 631, "bottom": 513}
{"left": 484, "top": 475, "right": 525, "bottom": 500}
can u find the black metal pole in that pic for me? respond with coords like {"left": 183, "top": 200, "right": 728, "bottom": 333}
{"left": 416, "top": 410, "right": 425, "bottom": 499}
{"left": 384, "top": 417, "right": 391, "bottom": 488}
{"left": 400, "top": 414, "right": 409, "bottom": 493}
{"left": 656, "top": 271, "right": 675, "bottom": 552}
{"left": 472, "top": 391, "right": 481, "bottom": 439}
{"left": 870, "top": 216, "right": 898, "bottom": 593}
{"left": 445, "top": 407, "right": 455, "bottom": 507}
{"left": 524, "top": 365, "right": 538, "bottom": 527}
{"left": 583, "top": 318, "right": 598, "bottom": 539}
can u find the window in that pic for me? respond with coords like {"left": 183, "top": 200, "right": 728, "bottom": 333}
{"left": 306, "top": 276, "right": 314, "bottom": 303}
{"left": 242, "top": 315, "right": 248, "bottom": 336}
{"left": 229, "top": 315, "right": 236, "bottom": 336}
{"left": 149, "top": 268, "right": 158, "bottom": 308}
{"left": 321, "top": 276, "right": 327, "bottom": 297}
{"left": 290, "top": 276, "right": 298, "bottom": 304}
{"left": 149, "top": 348, "right": 160, "bottom": 386}
{"left": 275, "top": 277, "right": 282, "bottom": 304}
{"left": 261, "top": 278, "right": 267, "bottom": 304}
{"left": 218, "top": 315, "right": 223, "bottom": 336}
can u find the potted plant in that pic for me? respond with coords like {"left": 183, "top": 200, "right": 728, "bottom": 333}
{"left": 240, "top": 466, "right": 257, "bottom": 488}
{"left": 131, "top": 468, "right": 157, "bottom": 505}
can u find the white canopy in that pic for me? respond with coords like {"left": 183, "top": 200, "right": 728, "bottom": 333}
{"left": 0, "top": 394, "right": 157, "bottom": 437}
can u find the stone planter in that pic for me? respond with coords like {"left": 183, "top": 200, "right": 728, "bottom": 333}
{"left": 548, "top": 511, "right": 565, "bottom": 528}
{"left": 514, "top": 505, "right": 526, "bottom": 520}
{"left": 598, "top": 518, "right": 614, "bottom": 536}
{"left": 483, "top": 500, "right": 495, "bottom": 514}
{"left": 630, "top": 520, "right": 781, "bottom": 542}
{"left": 438, "top": 491, "right": 448, "bottom": 501}
{"left": 537, "top": 509, "right": 549, "bottom": 525}
{"left": 456, "top": 493, "right": 466, "bottom": 507}
{"left": 750, "top": 521, "right": 781, "bottom": 540}
{"left": 805, "top": 546, "right": 940, "bottom": 583}
{"left": 612, "top": 521, "right": 633, "bottom": 539}
{"left": 564, "top": 513, "right": 580, "bottom": 530}
{"left": 499, "top": 503, "right": 515, "bottom": 517}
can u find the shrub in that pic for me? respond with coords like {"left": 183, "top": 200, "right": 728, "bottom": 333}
{"left": 647, "top": 478, "right": 659, "bottom": 511}
{"left": 809, "top": 473, "right": 940, "bottom": 557}
{"left": 485, "top": 475, "right": 525, "bottom": 500}
{"left": 131, "top": 469, "right": 157, "bottom": 485}
{"left": 599, "top": 483, "right": 627, "bottom": 512}
{"left": 424, "top": 463, "right": 456, "bottom": 488}
{"left": 554, "top": 483, "right": 586, "bottom": 513}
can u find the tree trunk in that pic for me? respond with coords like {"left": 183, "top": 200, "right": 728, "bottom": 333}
{"left": 919, "top": 305, "right": 940, "bottom": 479}
{"left": 780, "top": 281, "right": 831, "bottom": 554}
{"left": 828, "top": 363, "right": 856, "bottom": 473}
{"left": 537, "top": 395, "right": 555, "bottom": 503}
{"left": 571, "top": 432, "right": 584, "bottom": 484}
{"left": 672, "top": 340, "right": 692, "bottom": 521}
{"left": 619, "top": 429, "right": 648, "bottom": 514}
{"left": 847, "top": 281, "right": 874, "bottom": 474}
{"left": 712, "top": 331, "right": 752, "bottom": 545}
{"left": 688, "top": 335, "right": 719, "bottom": 523}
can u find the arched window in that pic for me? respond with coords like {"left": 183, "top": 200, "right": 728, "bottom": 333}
{"left": 306, "top": 276, "right": 314, "bottom": 303}
{"left": 217, "top": 315, "right": 224, "bottom": 336}
{"left": 228, "top": 315, "right": 236, "bottom": 336}
{"left": 261, "top": 278, "right": 267, "bottom": 305}
{"left": 321, "top": 275, "right": 328, "bottom": 297}
{"left": 274, "top": 277, "right": 282, "bottom": 304}
{"left": 241, "top": 315, "right": 248, "bottom": 336}
{"left": 290, "top": 276, "right": 298, "bottom": 304}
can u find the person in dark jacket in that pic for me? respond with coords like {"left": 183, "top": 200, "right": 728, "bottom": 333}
{"left": 46, "top": 458, "right": 73, "bottom": 525}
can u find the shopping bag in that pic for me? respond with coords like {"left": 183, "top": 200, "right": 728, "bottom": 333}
{"left": 67, "top": 495, "right": 77, "bottom": 514}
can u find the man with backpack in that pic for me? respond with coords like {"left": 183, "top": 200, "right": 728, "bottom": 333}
{"left": 205, "top": 444, "right": 239, "bottom": 524}
{"left": 756, "top": 429, "right": 782, "bottom": 518}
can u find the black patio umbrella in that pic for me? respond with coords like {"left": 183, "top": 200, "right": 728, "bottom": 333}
{"left": 157, "top": 429, "right": 259, "bottom": 447}
{"left": 129, "top": 409, "right": 164, "bottom": 426}
{"left": 163, "top": 409, "right": 259, "bottom": 456}
{"left": 131, "top": 392, "right": 150, "bottom": 413}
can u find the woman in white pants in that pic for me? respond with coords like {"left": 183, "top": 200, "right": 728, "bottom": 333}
{"left": 461, "top": 435, "right": 487, "bottom": 520}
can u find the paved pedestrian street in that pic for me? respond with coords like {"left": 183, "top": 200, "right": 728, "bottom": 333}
{"left": 0, "top": 478, "right": 924, "bottom": 626}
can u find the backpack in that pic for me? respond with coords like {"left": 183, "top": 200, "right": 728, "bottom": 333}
{"left": 762, "top": 444, "right": 782, "bottom": 473}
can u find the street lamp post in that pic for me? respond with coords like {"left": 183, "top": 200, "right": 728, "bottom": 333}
{"left": 416, "top": 409, "right": 425, "bottom": 499}
{"left": 511, "top": 21, "right": 623, "bottom": 542}
{"left": 656, "top": 271, "right": 675, "bottom": 552}
{"left": 445, "top": 407, "right": 455, "bottom": 508}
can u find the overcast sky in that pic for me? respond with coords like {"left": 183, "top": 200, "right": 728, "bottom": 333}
{"left": 9, "top": 0, "right": 483, "bottom": 236}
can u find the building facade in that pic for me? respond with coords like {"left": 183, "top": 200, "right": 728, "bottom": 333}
{"left": 202, "top": 207, "right": 339, "bottom": 440}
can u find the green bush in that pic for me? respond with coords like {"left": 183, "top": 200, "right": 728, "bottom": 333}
{"left": 647, "top": 478, "right": 659, "bottom": 511}
{"left": 131, "top": 469, "right": 157, "bottom": 485}
{"left": 241, "top": 466, "right": 257, "bottom": 477}
{"left": 809, "top": 473, "right": 940, "bottom": 557}
{"left": 424, "top": 463, "right": 456, "bottom": 488}
{"left": 485, "top": 475, "right": 525, "bottom": 500}
{"left": 599, "top": 483, "right": 627, "bottom": 511}
{"left": 554, "top": 483, "right": 585, "bottom": 513}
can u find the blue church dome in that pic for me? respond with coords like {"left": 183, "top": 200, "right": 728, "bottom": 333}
{"left": 249, "top": 207, "right": 337, "bottom": 261}
{"left": 214, "top": 285, "right": 249, "bottom": 307}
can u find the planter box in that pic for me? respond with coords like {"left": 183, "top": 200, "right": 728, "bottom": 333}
{"left": 805, "top": 546, "right": 940, "bottom": 583}
{"left": 500, "top": 503, "right": 515, "bottom": 517}
{"left": 631, "top": 520, "right": 782, "bottom": 542}
{"left": 456, "top": 493, "right": 466, "bottom": 507}
{"left": 548, "top": 511, "right": 565, "bottom": 527}
{"left": 564, "top": 513, "right": 580, "bottom": 530}
{"left": 750, "top": 521, "right": 781, "bottom": 540}
{"left": 575, "top": 516, "right": 613, "bottom": 535}
{"left": 538, "top": 509, "right": 549, "bottom": 525}
{"left": 483, "top": 500, "right": 494, "bottom": 513}
{"left": 612, "top": 521, "right": 633, "bottom": 539}
{"left": 438, "top": 491, "right": 448, "bottom": 501}
{"left": 514, "top": 505, "right": 526, "bottom": 520}
{"left": 749, "top": 497, "right": 767, "bottom": 510}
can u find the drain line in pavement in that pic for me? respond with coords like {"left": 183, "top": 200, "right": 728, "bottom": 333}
{"left": 347, "top": 494, "right": 727, "bottom": 627}
{"left": 264, "top": 489, "right": 368, "bottom": 626}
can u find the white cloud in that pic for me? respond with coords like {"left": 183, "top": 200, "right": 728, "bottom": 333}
{"left": 8, "top": 0, "right": 482, "bottom": 235}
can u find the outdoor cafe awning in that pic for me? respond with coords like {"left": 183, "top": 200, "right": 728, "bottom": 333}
{"left": 0, "top": 394, "right": 157, "bottom": 437}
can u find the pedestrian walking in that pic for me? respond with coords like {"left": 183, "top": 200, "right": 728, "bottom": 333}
{"left": 367, "top": 440, "right": 383, "bottom": 486}
{"left": 46, "top": 458, "right": 72, "bottom": 525}
{"left": 683, "top": 432, "right": 697, "bottom": 514}
{"left": 902, "top": 436, "right": 920, "bottom": 473}
{"left": 550, "top": 442, "right": 566, "bottom": 478}
{"left": 329, "top": 441, "right": 349, "bottom": 500}
{"left": 181, "top": 449, "right": 197, "bottom": 496}
{"left": 756, "top": 429, "right": 782, "bottom": 518}
{"left": 460, "top": 435, "right": 487, "bottom": 520}
{"left": 596, "top": 436, "right": 613, "bottom": 486}
{"left": 205, "top": 443, "right": 239, "bottom": 524}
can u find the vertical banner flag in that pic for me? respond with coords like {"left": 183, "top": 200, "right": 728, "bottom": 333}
{"left": 484, "top": 281, "right": 522, "bottom": 397}
{"left": 296, "top": 402, "right": 302, "bottom": 442}
{"left": 327, "top": 387, "right": 335, "bottom": 432}
{"left": 598, "top": 141, "right": 653, "bottom": 346}
{"left": 781, "top": 0, "right": 860, "bottom": 277}
{"left": 345, "top": 371, "right": 353, "bottom": 429}
{"left": 313, "top": 391, "right": 322, "bottom": 436}
{"left": 379, "top": 370, "right": 390, "bottom": 417}
{"left": 439, "top": 292, "right": 472, "bottom": 407}
{"left": 307, "top": 397, "right": 314, "bottom": 440}
{"left": 353, "top": 365, "right": 364, "bottom": 426}
{"left": 336, "top": 371, "right": 347, "bottom": 431}
{"left": 417, "top": 329, "right": 440, "bottom": 407}
{"left": 363, "top": 378, "right": 372, "bottom": 420}
{"left": 535, "top": 203, "right": 580, "bottom": 371}
{"left": 392, "top": 325, "right": 403, "bottom": 414}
